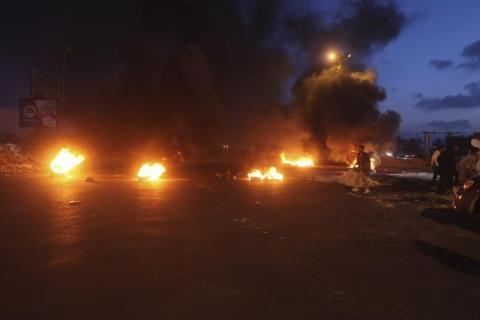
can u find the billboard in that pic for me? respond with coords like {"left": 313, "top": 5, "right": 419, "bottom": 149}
{"left": 19, "top": 98, "right": 57, "bottom": 128}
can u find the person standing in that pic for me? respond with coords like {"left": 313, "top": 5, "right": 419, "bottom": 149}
{"left": 430, "top": 146, "right": 443, "bottom": 183}
{"left": 352, "top": 145, "right": 372, "bottom": 194}
{"left": 437, "top": 145, "right": 459, "bottom": 194}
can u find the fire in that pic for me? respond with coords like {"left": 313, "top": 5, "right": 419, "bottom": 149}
{"left": 370, "top": 157, "right": 377, "bottom": 172}
{"left": 348, "top": 155, "right": 377, "bottom": 172}
{"left": 348, "top": 160, "right": 356, "bottom": 169}
{"left": 137, "top": 163, "right": 166, "bottom": 181}
{"left": 248, "top": 167, "right": 284, "bottom": 181}
{"left": 50, "top": 148, "right": 85, "bottom": 175}
{"left": 280, "top": 153, "right": 315, "bottom": 168}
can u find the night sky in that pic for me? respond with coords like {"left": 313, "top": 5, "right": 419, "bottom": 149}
{"left": 1, "top": 0, "right": 480, "bottom": 137}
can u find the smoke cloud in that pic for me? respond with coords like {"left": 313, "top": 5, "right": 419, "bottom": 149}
{"left": 74, "top": 0, "right": 407, "bottom": 162}
{"left": 294, "top": 68, "right": 400, "bottom": 161}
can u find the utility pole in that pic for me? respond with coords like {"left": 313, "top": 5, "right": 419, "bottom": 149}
{"left": 60, "top": 46, "right": 73, "bottom": 132}
{"left": 422, "top": 131, "right": 431, "bottom": 160}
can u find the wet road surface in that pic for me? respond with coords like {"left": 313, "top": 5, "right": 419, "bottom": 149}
{"left": 0, "top": 173, "right": 479, "bottom": 319}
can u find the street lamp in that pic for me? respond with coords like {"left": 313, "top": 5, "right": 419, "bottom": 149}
{"left": 326, "top": 50, "right": 338, "bottom": 63}
{"left": 325, "top": 49, "right": 352, "bottom": 73}
{"left": 61, "top": 46, "right": 73, "bottom": 106}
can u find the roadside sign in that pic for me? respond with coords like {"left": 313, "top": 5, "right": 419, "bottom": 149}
{"left": 19, "top": 98, "right": 57, "bottom": 128}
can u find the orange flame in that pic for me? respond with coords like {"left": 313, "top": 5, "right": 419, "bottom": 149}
{"left": 348, "top": 156, "right": 377, "bottom": 172}
{"left": 370, "top": 157, "right": 377, "bottom": 172}
{"left": 50, "top": 148, "right": 85, "bottom": 175}
{"left": 248, "top": 167, "right": 284, "bottom": 181}
{"left": 348, "top": 160, "right": 356, "bottom": 169}
{"left": 280, "top": 153, "right": 315, "bottom": 168}
{"left": 137, "top": 163, "right": 166, "bottom": 181}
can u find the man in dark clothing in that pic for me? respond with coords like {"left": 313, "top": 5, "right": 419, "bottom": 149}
{"left": 437, "top": 145, "right": 459, "bottom": 194}
{"left": 430, "top": 146, "right": 443, "bottom": 183}
{"left": 352, "top": 145, "right": 372, "bottom": 193}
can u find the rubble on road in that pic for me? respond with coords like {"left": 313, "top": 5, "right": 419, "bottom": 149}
{"left": 370, "top": 189, "right": 453, "bottom": 210}
{"left": 232, "top": 217, "right": 270, "bottom": 231}
{"left": 332, "top": 168, "right": 453, "bottom": 210}
{"left": 333, "top": 170, "right": 381, "bottom": 188}
{"left": 0, "top": 144, "right": 36, "bottom": 174}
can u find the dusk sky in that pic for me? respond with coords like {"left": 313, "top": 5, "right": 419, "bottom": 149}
{"left": 2, "top": 0, "right": 480, "bottom": 137}
{"left": 370, "top": 0, "right": 480, "bottom": 136}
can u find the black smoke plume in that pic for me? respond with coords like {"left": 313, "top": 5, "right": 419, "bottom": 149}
{"left": 73, "top": 0, "right": 407, "bottom": 162}
{"left": 294, "top": 69, "right": 401, "bottom": 161}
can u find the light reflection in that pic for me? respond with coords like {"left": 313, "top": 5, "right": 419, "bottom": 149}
{"left": 46, "top": 179, "right": 83, "bottom": 268}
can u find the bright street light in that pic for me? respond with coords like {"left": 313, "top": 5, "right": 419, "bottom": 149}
{"left": 326, "top": 50, "right": 338, "bottom": 62}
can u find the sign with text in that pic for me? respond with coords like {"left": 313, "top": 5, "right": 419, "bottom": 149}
{"left": 19, "top": 98, "right": 57, "bottom": 128}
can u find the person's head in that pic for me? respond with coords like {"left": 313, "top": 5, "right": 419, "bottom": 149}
{"left": 358, "top": 145, "right": 365, "bottom": 152}
{"left": 436, "top": 145, "right": 444, "bottom": 152}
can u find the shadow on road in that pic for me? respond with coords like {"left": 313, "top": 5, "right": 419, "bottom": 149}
{"left": 414, "top": 240, "right": 480, "bottom": 279}
{"left": 421, "top": 208, "right": 480, "bottom": 234}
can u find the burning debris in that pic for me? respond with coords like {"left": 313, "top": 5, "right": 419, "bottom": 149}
{"left": 248, "top": 167, "right": 284, "bottom": 181}
{"left": 280, "top": 153, "right": 315, "bottom": 168}
{"left": 348, "top": 150, "right": 380, "bottom": 172}
{"left": 137, "top": 163, "right": 166, "bottom": 181}
{"left": 50, "top": 148, "right": 85, "bottom": 175}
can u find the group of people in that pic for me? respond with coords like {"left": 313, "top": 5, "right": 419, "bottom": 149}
{"left": 350, "top": 139, "right": 480, "bottom": 195}
{"left": 431, "top": 139, "right": 480, "bottom": 193}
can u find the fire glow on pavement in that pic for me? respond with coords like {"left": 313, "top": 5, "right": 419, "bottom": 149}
{"left": 50, "top": 148, "right": 86, "bottom": 175}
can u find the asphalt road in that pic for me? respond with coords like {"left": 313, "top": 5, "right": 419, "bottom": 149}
{"left": 0, "top": 171, "right": 479, "bottom": 319}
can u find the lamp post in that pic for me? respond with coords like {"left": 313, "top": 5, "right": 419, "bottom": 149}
{"left": 60, "top": 46, "right": 72, "bottom": 133}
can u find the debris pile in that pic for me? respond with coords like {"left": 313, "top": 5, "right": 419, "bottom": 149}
{"left": 333, "top": 170, "right": 381, "bottom": 188}
{"left": 0, "top": 144, "right": 36, "bottom": 174}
